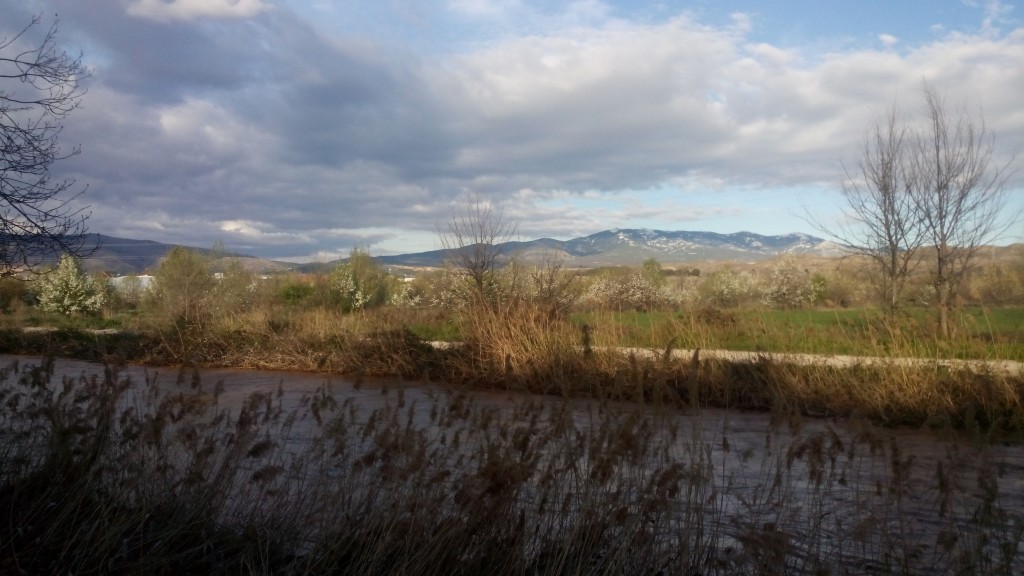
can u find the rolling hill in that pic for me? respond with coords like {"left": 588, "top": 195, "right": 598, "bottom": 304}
{"left": 370, "top": 229, "right": 840, "bottom": 269}
{"left": 64, "top": 229, "right": 840, "bottom": 275}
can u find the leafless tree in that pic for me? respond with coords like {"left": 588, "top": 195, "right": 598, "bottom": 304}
{"left": 438, "top": 196, "right": 517, "bottom": 304}
{"left": 1, "top": 15, "right": 93, "bottom": 275}
{"left": 527, "top": 252, "right": 583, "bottom": 320}
{"left": 910, "top": 83, "right": 1019, "bottom": 337}
{"left": 818, "top": 85, "right": 1019, "bottom": 335}
{"left": 813, "top": 104, "right": 924, "bottom": 321}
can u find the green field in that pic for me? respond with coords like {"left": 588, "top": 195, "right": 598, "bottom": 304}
{"left": 570, "top": 306, "right": 1024, "bottom": 361}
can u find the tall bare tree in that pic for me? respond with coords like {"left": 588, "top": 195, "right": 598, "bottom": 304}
{"left": 910, "top": 83, "right": 1019, "bottom": 337}
{"left": 816, "top": 104, "right": 923, "bottom": 321}
{"left": 1, "top": 15, "right": 93, "bottom": 275}
{"left": 438, "top": 196, "right": 517, "bottom": 304}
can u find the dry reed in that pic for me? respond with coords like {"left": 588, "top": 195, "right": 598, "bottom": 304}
{"left": 2, "top": 356, "right": 1023, "bottom": 574}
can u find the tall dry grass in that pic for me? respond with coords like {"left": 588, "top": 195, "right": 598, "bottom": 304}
{"left": 441, "top": 301, "right": 1024, "bottom": 434}
{"left": 2, "top": 356, "right": 1023, "bottom": 574}
{"left": 5, "top": 298, "right": 1024, "bottom": 434}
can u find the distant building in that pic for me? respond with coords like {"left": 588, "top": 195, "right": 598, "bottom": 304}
{"left": 108, "top": 274, "right": 154, "bottom": 293}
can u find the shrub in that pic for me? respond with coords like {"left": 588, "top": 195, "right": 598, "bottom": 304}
{"left": 973, "top": 263, "right": 1024, "bottom": 305}
{"left": 760, "top": 257, "right": 817, "bottom": 309}
{"left": 427, "top": 266, "right": 473, "bottom": 309}
{"left": 642, "top": 257, "right": 666, "bottom": 288}
{"left": 34, "top": 254, "right": 104, "bottom": 316}
{"left": 330, "top": 249, "right": 389, "bottom": 312}
{"left": 387, "top": 278, "right": 422, "bottom": 308}
{"left": 141, "top": 247, "right": 221, "bottom": 358}
{"left": 144, "top": 247, "right": 215, "bottom": 326}
{"left": 279, "top": 280, "right": 316, "bottom": 306}
{"left": 0, "top": 277, "right": 27, "bottom": 312}
{"left": 816, "top": 266, "right": 868, "bottom": 308}
{"left": 427, "top": 263, "right": 517, "bottom": 310}
{"left": 697, "top": 267, "right": 755, "bottom": 308}
{"left": 578, "top": 265, "right": 686, "bottom": 311}
{"left": 211, "top": 259, "right": 257, "bottom": 315}
{"left": 105, "top": 275, "right": 150, "bottom": 311}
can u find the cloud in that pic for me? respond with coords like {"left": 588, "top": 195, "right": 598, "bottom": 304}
{"left": 448, "top": 0, "right": 524, "bottom": 18}
{"left": 879, "top": 33, "right": 899, "bottom": 47}
{"left": 431, "top": 16, "right": 743, "bottom": 188}
{"left": 126, "top": 0, "right": 272, "bottom": 23}
{"left": 4, "top": 1, "right": 1022, "bottom": 258}
{"left": 973, "top": 0, "right": 1017, "bottom": 36}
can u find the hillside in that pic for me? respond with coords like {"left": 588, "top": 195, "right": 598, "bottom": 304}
{"left": 370, "top": 229, "right": 841, "bottom": 269}
{"left": 65, "top": 234, "right": 289, "bottom": 275}
{"left": 60, "top": 229, "right": 842, "bottom": 274}
{"left": 68, "top": 230, "right": 1024, "bottom": 275}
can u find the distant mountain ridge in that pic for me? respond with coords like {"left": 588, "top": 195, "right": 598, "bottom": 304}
{"left": 69, "top": 234, "right": 287, "bottom": 275}
{"left": 67, "top": 229, "right": 838, "bottom": 274}
{"left": 372, "top": 229, "right": 840, "bottom": 268}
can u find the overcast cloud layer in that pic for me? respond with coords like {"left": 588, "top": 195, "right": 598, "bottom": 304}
{"left": 2, "top": 0, "right": 1022, "bottom": 261}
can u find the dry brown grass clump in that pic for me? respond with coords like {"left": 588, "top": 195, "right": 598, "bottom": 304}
{"left": 436, "top": 302, "right": 1024, "bottom": 434}
{"left": 695, "top": 357, "right": 1024, "bottom": 433}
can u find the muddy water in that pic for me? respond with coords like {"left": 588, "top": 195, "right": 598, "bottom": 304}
{"left": 4, "top": 354, "right": 1024, "bottom": 572}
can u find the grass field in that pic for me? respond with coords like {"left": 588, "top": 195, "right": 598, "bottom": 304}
{"left": 569, "top": 306, "right": 1024, "bottom": 361}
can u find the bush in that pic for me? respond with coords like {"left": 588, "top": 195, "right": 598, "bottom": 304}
{"left": 760, "top": 257, "right": 818, "bottom": 309}
{"left": 34, "top": 254, "right": 104, "bottom": 316}
{"left": 578, "top": 266, "right": 685, "bottom": 312}
{"left": 105, "top": 275, "right": 149, "bottom": 311}
{"left": 212, "top": 259, "right": 257, "bottom": 315}
{"left": 144, "top": 247, "right": 215, "bottom": 326}
{"left": 973, "top": 263, "right": 1024, "bottom": 305}
{"left": 517, "top": 259, "right": 583, "bottom": 318}
{"left": 0, "top": 277, "right": 27, "bottom": 312}
{"left": 697, "top": 267, "right": 755, "bottom": 308}
{"left": 279, "top": 280, "right": 316, "bottom": 306}
{"left": 427, "top": 266, "right": 474, "bottom": 310}
{"left": 330, "top": 249, "right": 390, "bottom": 312}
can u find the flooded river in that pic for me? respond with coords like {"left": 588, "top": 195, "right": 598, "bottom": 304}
{"left": 3, "top": 354, "right": 1023, "bottom": 574}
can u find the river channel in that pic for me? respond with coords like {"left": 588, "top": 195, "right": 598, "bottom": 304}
{"left": 3, "top": 353, "right": 1023, "bottom": 573}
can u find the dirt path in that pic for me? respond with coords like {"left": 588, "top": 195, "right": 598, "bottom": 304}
{"left": 617, "top": 346, "right": 1024, "bottom": 376}
{"left": 431, "top": 339, "right": 1024, "bottom": 376}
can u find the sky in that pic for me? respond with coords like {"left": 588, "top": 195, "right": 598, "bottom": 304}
{"left": 2, "top": 0, "right": 1023, "bottom": 262}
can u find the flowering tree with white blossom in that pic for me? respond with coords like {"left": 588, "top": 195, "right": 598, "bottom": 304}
{"left": 35, "top": 254, "right": 104, "bottom": 315}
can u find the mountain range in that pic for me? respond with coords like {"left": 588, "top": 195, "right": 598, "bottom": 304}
{"left": 74, "top": 229, "right": 839, "bottom": 275}
{"left": 373, "top": 229, "right": 838, "bottom": 269}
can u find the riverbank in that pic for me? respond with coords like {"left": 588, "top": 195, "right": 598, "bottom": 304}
{"left": 2, "top": 322, "right": 1024, "bottom": 434}
{"left": 13, "top": 325, "right": 1024, "bottom": 375}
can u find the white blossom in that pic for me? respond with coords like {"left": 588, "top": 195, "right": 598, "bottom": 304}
{"left": 35, "top": 255, "right": 105, "bottom": 315}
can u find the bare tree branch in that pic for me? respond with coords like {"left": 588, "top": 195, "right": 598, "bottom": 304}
{"left": 911, "top": 81, "right": 1020, "bottom": 337}
{"left": 1, "top": 14, "right": 95, "bottom": 275}
{"left": 437, "top": 196, "right": 518, "bottom": 305}
{"left": 807, "top": 103, "right": 923, "bottom": 320}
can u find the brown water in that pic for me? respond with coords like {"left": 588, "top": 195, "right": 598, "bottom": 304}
{"left": 4, "top": 354, "right": 1023, "bottom": 573}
